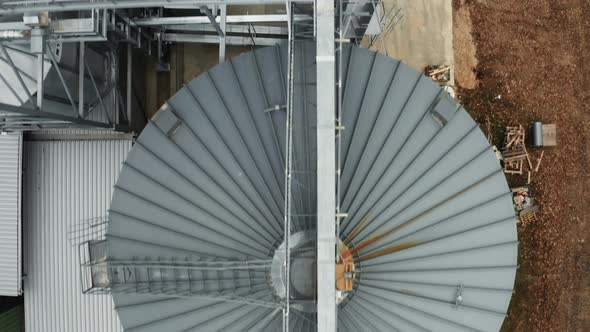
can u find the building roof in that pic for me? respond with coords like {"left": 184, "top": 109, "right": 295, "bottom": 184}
{"left": 0, "top": 132, "right": 22, "bottom": 296}
{"left": 23, "top": 139, "right": 131, "bottom": 332}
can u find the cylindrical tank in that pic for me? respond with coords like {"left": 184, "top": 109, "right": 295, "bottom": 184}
{"left": 531, "top": 121, "right": 543, "bottom": 147}
{"left": 104, "top": 43, "right": 518, "bottom": 332}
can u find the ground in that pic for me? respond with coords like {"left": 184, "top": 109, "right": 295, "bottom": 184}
{"left": 453, "top": 0, "right": 590, "bottom": 331}
{"left": 365, "top": 0, "right": 454, "bottom": 84}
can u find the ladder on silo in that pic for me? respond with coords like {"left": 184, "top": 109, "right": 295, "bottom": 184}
{"left": 101, "top": 256, "right": 277, "bottom": 306}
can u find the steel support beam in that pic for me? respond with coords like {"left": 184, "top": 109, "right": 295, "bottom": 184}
{"left": 0, "top": 102, "right": 115, "bottom": 129}
{"left": 133, "top": 14, "right": 311, "bottom": 26}
{"left": 0, "top": 22, "right": 28, "bottom": 31}
{"left": 316, "top": 0, "right": 336, "bottom": 331}
{"left": 219, "top": 5, "right": 227, "bottom": 63}
{"left": 35, "top": 51, "right": 44, "bottom": 108}
{"left": 31, "top": 28, "right": 45, "bottom": 109}
{"left": 126, "top": 45, "right": 132, "bottom": 125}
{"left": 199, "top": 6, "right": 225, "bottom": 37}
{"left": 114, "top": 49, "right": 120, "bottom": 125}
{"left": 78, "top": 41, "right": 85, "bottom": 117}
{"left": 0, "top": 0, "right": 311, "bottom": 14}
{"left": 51, "top": 17, "right": 96, "bottom": 34}
{"left": 201, "top": 6, "right": 224, "bottom": 36}
{"left": 168, "top": 24, "right": 288, "bottom": 36}
{"left": 161, "top": 33, "right": 283, "bottom": 46}
{"left": 283, "top": 4, "right": 294, "bottom": 330}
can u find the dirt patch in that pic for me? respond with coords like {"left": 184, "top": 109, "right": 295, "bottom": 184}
{"left": 453, "top": 0, "right": 590, "bottom": 331}
{"left": 452, "top": 0, "right": 478, "bottom": 89}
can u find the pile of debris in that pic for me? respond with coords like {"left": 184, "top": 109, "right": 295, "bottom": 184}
{"left": 511, "top": 186, "right": 539, "bottom": 226}
{"left": 425, "top": 65, "right": 451, "bottom": 84}
{"left": 501, "top": 125, "right": 544, "bottom": 183}
{"left": 496, "top": 125, "right": 552, "bottom": 225}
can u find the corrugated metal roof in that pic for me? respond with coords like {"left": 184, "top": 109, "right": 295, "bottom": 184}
{"left": 23, "top": 139, "right": 131, "bottom": 332}
{"left": 0, "top": 132, "right": 22, "bottom": 297}
{"left": 105, "top": 43, "right": 517, "bottom": 332}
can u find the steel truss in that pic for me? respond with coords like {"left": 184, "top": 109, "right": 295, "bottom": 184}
{"left": 0, "top": 1, "right": 316, "bottom": 132}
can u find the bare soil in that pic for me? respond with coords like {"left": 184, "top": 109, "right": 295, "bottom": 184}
{"left": 453, "top": 2, "right": 478, "bottom": 89}
{"left": 453, "top": 0, "right": 590, "bottom": 331}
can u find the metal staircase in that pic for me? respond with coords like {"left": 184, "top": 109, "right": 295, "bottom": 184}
{"left": 81, "top": 248, "right": 278, "bottom": 307}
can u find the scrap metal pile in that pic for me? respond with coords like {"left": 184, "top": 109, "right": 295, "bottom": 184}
{"left": 502, "top": 125, "right": 544, "bottom": 183}
{"left": 500, "top": 125, "right": 548, "bottom": 225}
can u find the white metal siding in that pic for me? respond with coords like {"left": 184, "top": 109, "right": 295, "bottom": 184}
{"left": 0, "top": 132, "right": 22, "bottom": 296}
{"left": 23, "top": 139, "right": 131, "bottom": 332}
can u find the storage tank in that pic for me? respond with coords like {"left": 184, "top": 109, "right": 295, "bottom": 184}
{"left": 103, "top": 43, "right": 517, "bottom": 331}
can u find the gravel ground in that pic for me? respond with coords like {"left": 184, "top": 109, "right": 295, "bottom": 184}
{"left": 453, "top": 0, "right": 590, "bottom": 331}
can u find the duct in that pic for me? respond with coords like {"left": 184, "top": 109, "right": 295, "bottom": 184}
{"left": 0, "top": 39, "right": 116, "bottom": 131}
{"left": 0, "top": 10, "right": 122, "bottom": 120}
{"left": 0, "top": 42, "right": 111, "bottom": 103}
{"left": 531, "top": 121, "right": 543, "bottom": 147}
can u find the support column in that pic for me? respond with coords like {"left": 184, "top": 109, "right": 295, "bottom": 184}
{"left": 219, "top": 5, "right": 227, "bottom": 63}
{"left": 316, "top": 0, "right": 336, "bottom": 331}
{"left": 31, "top": 28, "right": 45, "bottom": 109}
{"left": 126, "top": 45, "right": 132, "bottom": 125}
{"left": 78, "top": 41, "right": 85, "bottom": 117}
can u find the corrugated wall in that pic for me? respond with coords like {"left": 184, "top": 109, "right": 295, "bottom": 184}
{"left": 23, "top": 139, "right": 131, "bottom": 332}
{"left": 0, "top": 133, "right": 22, "bottom": 296}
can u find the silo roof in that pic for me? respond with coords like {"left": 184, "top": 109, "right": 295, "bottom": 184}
{"left": 106, "top": 43, "right": 517, "bottom": 331}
